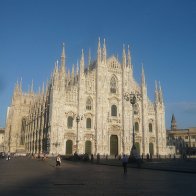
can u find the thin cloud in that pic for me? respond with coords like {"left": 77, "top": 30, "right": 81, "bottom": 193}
{"left": 166, "top": 102, "right": 196, "bottom": 128}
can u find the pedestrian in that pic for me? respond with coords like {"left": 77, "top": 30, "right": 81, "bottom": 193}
{"left": 97, "top": 153, "right": 100, "bottom": 163}
{"left": 150, "top": 153, "right": 152, "bottom": 160}
{"left": 7, "top": 152, "right": 11, "bottom": 160}
{"left": 122, "top": 154, "right": 128, "bottom": 174}
{"left": 91, "top": 154, "right": 94, "bottom": 163}
{"left": 56, "top": 154, "right": 61, "bottom": 166}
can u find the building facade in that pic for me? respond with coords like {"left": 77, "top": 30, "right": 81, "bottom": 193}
{"left": 5, "top": 39, "right": 167, "bottom": 156}
{"left": 0, "top": 128, "right": 5, "bottom": 152}
{"left": 167, "top": 114, "right": 196, "bottom": 154}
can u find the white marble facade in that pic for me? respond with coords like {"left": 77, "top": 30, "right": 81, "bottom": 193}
{"left": 5, "top": 38, "right": 167, "bottom": 156}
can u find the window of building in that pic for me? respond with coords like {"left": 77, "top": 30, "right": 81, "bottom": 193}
{"left": 67, "top": 116, "right": 73, "bottom": 129}
{"left": 135, "top": 122, "right": 139, "bottom": 132}
{"left": 149, "top": 123, "right": 153, "bottom": 132}
{"left": 134, "top": 104, "right": 139, "bottom": 115}
{"left": 86, "top": 98, "right": 92, "bottom": 110}
{"left": 110, "top": 76, "right": 117, "bottom": 93}
{"left": 111, "top": 105, "right": 117, "bottom": 116}
{"left": 86, "top": 118, "right": 91, "bottom": 129}
{"left": 20, "top": 118, "right": 26, "bottom": 145}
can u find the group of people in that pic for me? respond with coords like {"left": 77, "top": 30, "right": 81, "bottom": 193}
{"left": 55, "top": 146, "right": 141, "bottom": 172}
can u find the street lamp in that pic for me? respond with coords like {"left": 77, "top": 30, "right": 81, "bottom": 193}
{"left": 124, "top": 92, "right": 142, "bottom": 151}
{"left": 76, "top": 115, "right": 83, "bottom": 153}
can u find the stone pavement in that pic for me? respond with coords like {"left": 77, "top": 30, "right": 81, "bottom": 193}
{"left": 0, "top": 157, "right": 196, "bottom": 196}
{"left": 92, "top": 157, "right": 196, "bottom": 173}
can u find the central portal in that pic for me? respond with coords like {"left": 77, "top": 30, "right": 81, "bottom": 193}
{"left": 110, "top": 135, "right": 118, "bottom": 155}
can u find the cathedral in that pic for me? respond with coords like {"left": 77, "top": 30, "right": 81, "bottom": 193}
{"left": 5, "top": 38, "right": 167, "bottom": 156}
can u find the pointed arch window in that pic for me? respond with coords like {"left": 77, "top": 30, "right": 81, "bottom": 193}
{"left": 135, "top": 122, "right": 139, "bottom": 132}
{"left": 149, "top": 123, "right": 153, "bottom": 132}
{"left": 86, "top": 118, "right": 91, "bottom": 129}
{"left": 21, "top": 118, "right": 26, "bottom": 145}
{"left": 86, "top": 98, "right": 92, "bottom": 110}
{"left": 111, "top": 105, "right": 117, "bottom": 117}
{"left": 67, "top": 116, "right": 73, "bottom": 129}
{"left": 110, "top": 76, "right": 117, "bottom": 93}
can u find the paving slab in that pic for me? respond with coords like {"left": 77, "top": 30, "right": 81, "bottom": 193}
{"left": 0, "top": 157, "right": 196, "bottom": 196}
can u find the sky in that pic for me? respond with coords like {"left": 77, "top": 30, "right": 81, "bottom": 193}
{"left": 0, "top": 0, "right": 196, "bottom": 129}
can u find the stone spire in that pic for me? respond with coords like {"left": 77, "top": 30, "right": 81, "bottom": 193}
{"left": 53, "top": 61, "right": 59, "bottom": 87}
{"left": 155, "top": 80, "right": 159, "bottom": 104}
{"left": 54, "top": 61, "right": 58, "bottom": 75}
{"left": 76, "top": 60, "right": 79, "bottom": 75}
{"left": 171, "top": 114, "right": 177, "bottom": 131}
{"left": 102, "top": 38, "right": 107, "bottom": 64}
{"left": 127, "top": 45, "right": 132, "bottom": 68}
{"left": 159, "top": 81, "right": 163, "bottom": 104}
{"left": 19, "top": 77, "right": 22, "bottom": 93}
{"left": 141, "top": 65, "right": 147, "bottom": 101}
{"left": 14, "top": 80, "right": 20, "bottom": 95}
{"left": 60, "top": 43, "right": 66, "bottom": 78}
{"left": 122, "top": 44, "right": 126, "bottom": 68}
{"left": 97, "top": 37, "right": 101, "bottom": 64}
{"left": 80, "top": 49, "right": 84, "bottom": 75}
{"left": 67, "top": 69, "right": 70, "bottom": 81}
{"left": 141, "top": 64, "right": 146, "bottom": 85}
{"left": 71, "top": 64, "right": 75, "bottom": 84}
{"left": 88, "top": 48, "right": 91, "bottom": 66}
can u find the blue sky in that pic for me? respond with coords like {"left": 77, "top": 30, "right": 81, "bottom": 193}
{"left": 0, "top": 0, "right": 196, "bottom": 129}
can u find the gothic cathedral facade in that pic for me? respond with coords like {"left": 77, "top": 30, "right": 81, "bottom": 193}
{"left": 5, "top": 39, "right": 167, "bottom": 156}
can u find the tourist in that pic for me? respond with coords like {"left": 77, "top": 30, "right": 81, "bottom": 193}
{"left": 56, "top": 154, "right": 61, "bottom": 166}
{"left": 122, "top": 154, "right": 128, "bottom": 174}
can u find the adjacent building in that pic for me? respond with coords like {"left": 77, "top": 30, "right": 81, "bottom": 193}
{"left": 0, "top": 128, "right": 5, "bottom": 152}
{"left": 5, "top": 39, "right": 167, "bottom": 156}
{"left": 167, "top": 114, "right": 196, "bottom": 154}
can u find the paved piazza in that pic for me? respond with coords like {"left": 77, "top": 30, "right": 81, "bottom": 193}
{"left": 0, "top": 157, "right": 196, "bottom": 196}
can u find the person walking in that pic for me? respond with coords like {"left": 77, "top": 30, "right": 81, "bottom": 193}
{"left": 7, "top": 152, "right": 11, "bottom": 160}
{"left": 56, "top": 155, "right": 61, "bottom": 167}
{"left": 122, "top": 154, "right": 128, "bottom": 174}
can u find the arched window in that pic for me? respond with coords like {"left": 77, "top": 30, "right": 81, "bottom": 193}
{"left": 135, "top": 142, "right": 140, "bottom": 155}
{"left": 135, "top": 122, "right": 139, "bottom": 132}
{"left": 66, "top": 140, "right": 73, "bottom": 155}
{"left": 110, "top": 76, "right": 117, "bottom": 93}
{"left": 149, "top": 123, "right": 153, "bottom": 132}
{"left": 67, "top": 116, "right": 73, "bottom": 129}
{"left": 86, "top": 98, "right": 92, "bottom": 110}
{"left": 86, "top": 118, "right": 91, "bottom": 129}
{"left": 85, "top": 140, "right": 92, "bottom": 155}
{"left": 111, "top": 105, "right": 117, "bottom": 116}
{"left": 21, "top": 118, "right": 26, "bottom": 145}
{"left": 149, "top": 143, "right": 154, "bottom": 155}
